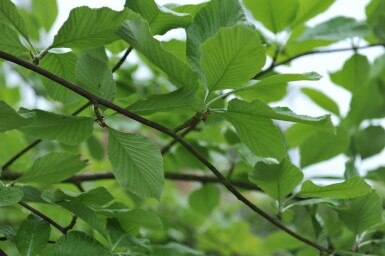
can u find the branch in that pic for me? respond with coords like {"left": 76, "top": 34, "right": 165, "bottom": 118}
{"left": 112, "top": 47, "right": 132, "bottom": 72}
{"left": 0, "top": 50, "right": 336, "bottom": 254}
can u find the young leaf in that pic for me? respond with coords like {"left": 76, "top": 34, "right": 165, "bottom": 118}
{"left": 48, "top": 231, "right": 112, "bottom": 256}
{"left": 243, "top": 0, "right": 299, "bottom": 33}
{"left": 15, "top": 215, "right": 50, "bottom": 256}
{"left": 301, "top": 88, "right": 340, "bottom": 116}
{"left": 76, "top": 53, "right": 116, "bottom": 102}
{"left": 0, "top": 23, "right": 28, "bottom": 56}
{"left": 200, "top": 24, "right": 265, "bottom": 92}
{"left": 296, "top": 17, "right": 370, "bottom": 42}
{"left": 127, "top": 87, "right": 205, "bottom": 115}
{"left": 0, "top": 100, "right": 30, "bottom": 132}
{"left": 249, "top": 159, "right": 303, "bottom": 201}
{"left": 31, "top": 0, "right": 58, "bottom": 32}
{"left": 354, "top": 125, "right": 385, "bottom": 159}
{"left": 189, "top": 184, "right": 220, "bottom": 216}
{"left": 297, "top": 176, "right": 371, "bottom": 198}
{"left": 186, "top": 0, "right": 247, "bottom": 73}
{"left": 17, "top": 153, "right": 87, "bottom": 184}
{"left": 39, "top": 52, "right": 81, "bottom": 104}
{"left": 118, "top": 18, "right": 198, "bottom": 91}
{"left": 18, "top": 109, "right": 94, "bottom": 145}
{"left": 125, "top": 0, "right": 192, "bottom": 35}
{"left": 107, "top": 128, "right": 164, "bottom": 200}
{"left": 49, "top": 7, "right": 134, "bottom": 49}
{"left": 336, "top": 192, "right": 382, "bottom": 235}
{"left": 291, "top": 0, "right": 335, "bottom": 28}
{"left": 0, "top": 186, "right": 23, "bottom": 207}
{"left": 0, "top": 0, "right": 30, "bottom": 43}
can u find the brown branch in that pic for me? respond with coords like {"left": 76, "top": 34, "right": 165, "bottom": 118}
{"left": 0, "top": 51, "right": 338, "bottom": 254}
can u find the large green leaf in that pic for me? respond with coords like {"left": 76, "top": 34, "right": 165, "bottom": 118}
{"left": 200, "top": 24, "right": 265, "bottom": 92}
{"left": 336, "top": 192, "right": 382, "bottom": 235}
{"left": 76, "top": 53, "right": 116, "bottom": 102}
{"left": 49, "top": 7, "right": 133, "bottom": 49}
{"left": 301, "top": 88, "right": 340, "bottom": 116}
{"left": 0, "top": 23, "right": 28, "bottom": 56}
{"left": 300, "top": 126, "right": 350, "bottom": 167}
{"left": 354, "top": 125, "right": 385, "bottom": 159}
{"left": 249, "top": 159, "right": 303, "bottom": 201}
{"left": 118, "top": 18, "right": 198, "bottom": 91}
{"left": 0, "top": 100, "right": 30, "bottom": 132}
{"left": 186, "top": 0, "right": 246, "bottom": 73}
{"left": 296, "top": 17, "right": 370, "bottom": 42}
{"left": 48, "top": 231, "right": 112, "bottom": 256}
{"left": 125, "top": 0, "right": 192, "bottom": 35}
{"left": 329, "top": 53, "right": 370, "bottom": 92}
{"left": 40, "top": 52, "right": 81, "bottom": 104}
{"left": 127, "top": 87, "right": 205, "bottom": 115}
{"left": 189, "top": 184, "right": 220, "bottom": 216}
{"left": 290, "top": 0, "right": 335, "bottom": 28}
{"left": 107, "top": 128, "right": 164, "bottom": 200}
{"left": 18, "top": 109, "right": 94, "bottom": 145}
{"left": 243, "top": 0, "right": 299, "bottom": 33}
{"left": 0, "top": 0, "right": 30, "bottom": 43}
{"left": 15, "top": 215, "right": 50, "bottom": 256}
{"left": 285, "top": 123, "right": 334, "bottom": 148}
{"left": 297, "top": 177, "right": 371, "bottom": 199}
{"left": 0, "top": 186, "right": 23, "bottom": 207}
{"left": 17, "top": 153, "right": 87, "bottom": 184}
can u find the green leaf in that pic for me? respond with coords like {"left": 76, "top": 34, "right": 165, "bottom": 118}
{"left": 200, "top": 24, "right": 265, "bottom": 92}
{"left": 127, "top": 87, "right": 205, "bottom": 115}
{"left": 40, "top": 52, "right": 81, "bottom": 104}
{"left": 118, "top": 18, "right": 198, "bottom": 91}
{"left": 49, "top": 7, "right": 133, "bottom": 49}
{"left": 243, "top": 0, "right": 299, "bottom": 33}
{"left": 161, "top": 39, "right": 187, "bottom": 63}
{"left": 336, "top": 192, "right": 382, "bottom": 235}
{"left": 18, "top": 153, "right": 87, "bottom": 184}
{"left": 125, "top": 0, "right": 192, "bottom": 35}
{"left": 301, "top": 88, "right": 340, "bottom": 116}
{"left": 107, "top": 128, "right": 164, "bottom": 200}
{"left": 329, "top": 53, "right": 370, "bottom": 92}
{"left": 18, "top": 109, "right": 94, "bottom": 145}
{"left": 354, "top": 125, "right": 385, "bottom": 159}
{"left": 0, "top": 0, "right": 30, "bottom": 43}
{"left": 296, "top": 17, "right": 370, "bottom": 42}
{"left": 47, "top": 187, "right": 113, "bottom": 207}
{"left": 290, "top": 0, "right": 335, "bottom": 28}
{"left": 285, "top": 123, "right": 334, "bottom": 148}
{"left": 15, "top": 215, "right": 50, "bottom": 256}
{"left": 48, "top": 231, "right": 112, "bottom": 256}
{"left": 0, "top": 23, "right": 28, "bottom": 56}
{"left": 366, "top": 167, "right": 385, "bottom": 183}
{"left": 152, "top": 243, "right": 204, "bottom": 256}
{"left": 0, "top": 225, "right": 16, "bottom": 242}
{"left": 86, "top": 136, "right": 105, "bottom": 160}
{"left": 0, "top": 100, "right": 30, "bottom": 132}
{"left": 76, "top": 53, "right": 116, "bottom": 101}
{"left": 0, "top": 186, "right": 23, "bottom": 207}
{"left": 300, "top": 126, "right": 350, "bottom": 167}
{"left": 31, "top": 0, "right": 57, "bottom": 32}
{"left": 249, "top": 159, "right": 303, "bottom": 201}
{"left": 186, "top": 0, "right": 247, "bottom": 73}
{"left": 297, "top": 177, "right": 371, "bottom": 199}
{"left": 189, "top": 184, "right": 220, "bottom": 216}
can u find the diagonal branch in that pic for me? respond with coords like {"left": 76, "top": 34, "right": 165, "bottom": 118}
{"left": 0, "top": 50, "right": 337, "bottom": 255}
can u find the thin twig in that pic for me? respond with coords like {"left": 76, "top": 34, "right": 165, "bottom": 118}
{"left": 162, "top": 121, "right": 199, "bottom": 154}
{"left": 112, "top": 47, "right": 132, "bottom": 73}
{"left": 63, "top": 216, "right": 77, "bottom": 234}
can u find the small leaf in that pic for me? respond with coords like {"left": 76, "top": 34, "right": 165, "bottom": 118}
{"left": 0, "top": 0, "right": 30, "bottom": 43}
{"left": 76, "top": 53, "right": 116, "bottom": 101}
{"left": 152, "top": 242, "right": 205, "bottom": 256}
{"left": 48, "top": 231, "right": 112, "bottom": 256}
{"left": 285, "top": 123, "right": 335, "bottom": 148}
{"left": 200, "top": 24, "right": 265, "bottom": 92}
{"left": 249, "top": 159, "right": 303, "bottom": 201}
{"left": 0, "top": 186, "right": 23, "bottom": 207}
{"left": 31, "top": 0, "right": 58, "bottom": 32}
{"left": 297, "top": 16, "right": 370, "bottom": 42}
{"left": 243, "top": 0, "right": 299, "bottom": 33}
{"left": 336, "top": 192, "right": 382, "bottom": 235}
{"left": 15, "top": 215, "right": 50, "bottom": 256}
{"left": 0, "top": 23, "right": 28, "bottom": 56}
{"left": 50, "top": 7, "right": 134, "bottom": 49}
{"left": 301, "top": 88, "right": 340, "bottom": 116}
{"left": 291, "top": 0, "right": 335, "bottom": 28}
{"left": 189, "top": 184, "right": 220, "bottom": 216}
{"left": 0, "top": 100, "right": 30, "bottom": 132}
{"left": 107, "top": 128, "right": 164, "bottom": 200}
{"left": 18, "top": 109, "right": 94, "bottom": 145}
{"left": 354, "top": 126, "right": 385, "bottom": 159}
{"left": 297, "top": 177, "right": 371, "bottom": 199}
{"left": 127, "top": 87, "right": 205, "bottom": 115}
{"left": 48, "top": 187, "right": 113, "bottom": 207}
{"left": 118, "top": 18, "right": 198, "bottom": 91}
{"left": 86, "top": 136, "right": 105, "bottom": 160}
{"left": 18, "top": 153, "right": 87, "bottom": 184}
